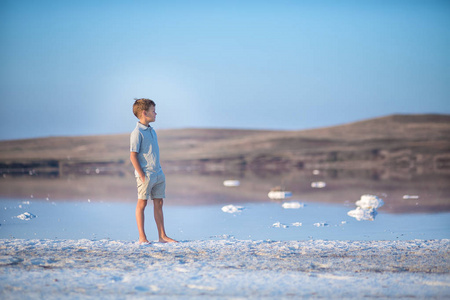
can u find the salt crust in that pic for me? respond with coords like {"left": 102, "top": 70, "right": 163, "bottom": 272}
{"left": 0, "top": 239, "right": 449, "bottom": 299}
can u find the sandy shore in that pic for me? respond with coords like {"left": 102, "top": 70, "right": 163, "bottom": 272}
{"left": 1, "top": 239, "right": 449, "bottom": 299}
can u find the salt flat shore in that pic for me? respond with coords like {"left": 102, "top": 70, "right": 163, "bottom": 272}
{"left": 1, "top": 239, "right": 449, "bottom": 299}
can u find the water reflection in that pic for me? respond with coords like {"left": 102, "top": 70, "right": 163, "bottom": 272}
{"left": 348, "top": 207, "right": 377, "bottom": 221}
{"left": 0, "top": 168, "right": 449, "bottom": 214}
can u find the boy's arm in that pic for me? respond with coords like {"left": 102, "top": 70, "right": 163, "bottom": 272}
{"left": 130, "top": 152, "right": 146, "bottom": 182}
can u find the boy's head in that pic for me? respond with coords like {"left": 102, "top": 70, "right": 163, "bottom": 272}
{"left": 133, "top": 98, "right": 156, "bottom": 119}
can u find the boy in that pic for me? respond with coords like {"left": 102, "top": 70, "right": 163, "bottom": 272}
{"left": 130, "top": 98, "right": 177, "bottom": 244}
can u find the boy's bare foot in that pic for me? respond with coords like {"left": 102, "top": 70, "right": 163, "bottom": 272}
{"left": 138, "top": 239, "right": 151, "bottom": 245}
{"left": 159, "top": 236, "right": 178, "bottom": 243}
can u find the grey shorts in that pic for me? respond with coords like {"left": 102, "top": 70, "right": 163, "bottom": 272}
{"left": 136, "top": 171, "right": 166, "bottom": 200}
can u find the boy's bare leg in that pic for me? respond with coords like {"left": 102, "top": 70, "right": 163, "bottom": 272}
{"left": 153, "top": 198, "right": 177, "bottom": 243}
{"left": 136, "top": 199, "right": 150, "bottom": 244}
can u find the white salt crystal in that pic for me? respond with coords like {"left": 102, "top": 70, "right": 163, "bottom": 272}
{"left": 272, "top": 222, "right": 288, "bottom": 228}
{"left": 311, "top": 181, "right": 326, "bottom": 188}
{"left": 355, "top": 194, "right": 384, "bottom": 209}
{"left": 221, "top": 205, "right": 243, "bottom": 213}
{"left": 313, "top": 222, "right": 328, "bottom": 227}
{"left": 223, "top": 180, "right": 240, "bottom": 187}
{"left": 268, "top": 191, "right": 292, "bottom": 200}
{"left": 281, "top": 202, "right": 304, "bottom": 209}
{"left": 403, "top": 195, "right": 419, "bottom": 199}
{"left": 16, "top": 212, "right": 36, "bottom": 221}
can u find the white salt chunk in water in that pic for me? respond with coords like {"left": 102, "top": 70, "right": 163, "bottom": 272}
{"left": 355, "top": 194, "right": 384, "bottom": 209}
{"left": 221, "top": 205, "right": 244, "bottom": 213}
{"left": 281, "top": 202, "right": 304, "bottom": 209}
{"left": 311, "top": 182, "right": 326, "bottom": 188}
{"left": 272, "top": 222, "right": 288, "bottom": 228}
{"left": 223, "top": 180, "right": 240, "bottom": 187}
{"left": 16, "top": 212, "right": 37, "bottom": 221}
{"left": 403, "top": 195, "right": 419, "bottom": 199}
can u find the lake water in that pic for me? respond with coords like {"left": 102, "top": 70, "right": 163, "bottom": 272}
{"left": 1, "top": 198, "right": 449, "bottom": 241}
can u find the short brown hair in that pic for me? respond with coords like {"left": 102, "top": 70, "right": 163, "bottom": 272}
{"left": 133, "top": 98, "right": 155, "bottom": 118}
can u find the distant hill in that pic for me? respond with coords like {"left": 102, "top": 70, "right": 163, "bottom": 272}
{"left": 0, "top": 114, "right": 449, "bottom": 176}
{"left": 157, "top": 114, "right": 450, "bottom": 175}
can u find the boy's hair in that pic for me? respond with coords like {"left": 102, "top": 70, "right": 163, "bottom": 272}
{"left": 133, "top": 98, "right": 156, "bottom": 118}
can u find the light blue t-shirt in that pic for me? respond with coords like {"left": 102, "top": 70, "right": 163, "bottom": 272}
{"left": 130, "top": 122, "right": 162, "bottom": 177}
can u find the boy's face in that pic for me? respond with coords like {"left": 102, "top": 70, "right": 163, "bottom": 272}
{"left": 143, "top": 105, "right": 157, "bottom": 123}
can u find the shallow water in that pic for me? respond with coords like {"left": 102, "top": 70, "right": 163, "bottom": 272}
{"left": 1, "top": 198, "right": 449, "bottom": 241}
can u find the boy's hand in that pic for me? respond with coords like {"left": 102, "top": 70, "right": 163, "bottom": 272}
{"left": 130, "top": 152, "right": 146, "bottom": 182}
{"left": 140, "top": 174, "right": 146, "bottom": 183}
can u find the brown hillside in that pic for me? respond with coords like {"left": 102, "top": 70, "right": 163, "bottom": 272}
{"left": 0, "top": 114, "right": 449, "bottom": 175}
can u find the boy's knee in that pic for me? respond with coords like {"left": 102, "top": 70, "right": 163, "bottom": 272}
{"left": 153, "top": 198, "right": 163, "bottom": 207}
{"left": 137, "top": 199, "right": 148, "bottom": 209}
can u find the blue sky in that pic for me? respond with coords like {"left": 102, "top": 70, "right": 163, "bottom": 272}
{"left": 1, "top": 0, "right": 449, "bottom": 140}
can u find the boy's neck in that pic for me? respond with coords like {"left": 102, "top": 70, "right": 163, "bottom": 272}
{"left": 139, "top": 120, "right": 150, "bottom": 127}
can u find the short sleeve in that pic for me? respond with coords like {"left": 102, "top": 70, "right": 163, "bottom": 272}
{"left": 130, "top": 129, "right": 141, "bottom": 153}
